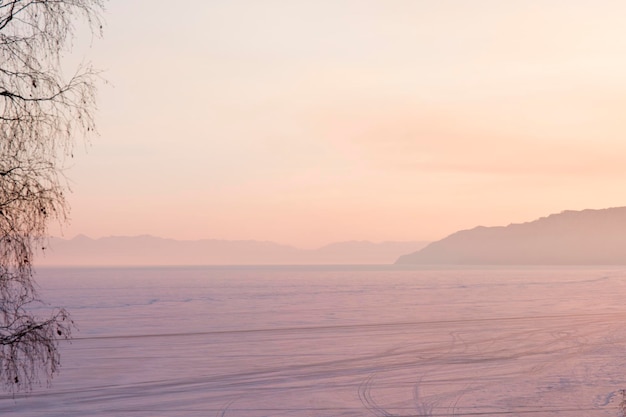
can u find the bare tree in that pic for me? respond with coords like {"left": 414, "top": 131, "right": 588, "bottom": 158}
{"left": 0, "top": 0, "right": 104, "bottom": 391}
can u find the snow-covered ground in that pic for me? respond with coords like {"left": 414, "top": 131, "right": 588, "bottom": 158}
{"left": 2, "top": 266, "right": 626, "bottom": 416}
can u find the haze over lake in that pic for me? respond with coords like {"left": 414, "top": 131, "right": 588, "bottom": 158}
{"left": 4, "top": 265, "right": 626, "bottom": 416}
{"left": 5, "top": 0, "right": 626, "bottom": 415}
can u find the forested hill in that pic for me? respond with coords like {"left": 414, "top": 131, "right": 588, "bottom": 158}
{"left": 396, "top": 207, "right": 626, "bottom": 265}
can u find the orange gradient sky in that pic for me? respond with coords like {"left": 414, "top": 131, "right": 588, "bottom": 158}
{"left": 59, "top": 0, "right": 626, "bottom": 248}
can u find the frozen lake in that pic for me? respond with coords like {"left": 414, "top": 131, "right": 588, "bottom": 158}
{"left": 2, "top": 266, "right": 626, "bottom": 416}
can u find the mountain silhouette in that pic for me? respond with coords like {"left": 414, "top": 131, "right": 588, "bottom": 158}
{"left": 37, "top": 236, "right": 428, "bottom": 266}
{"left": 396, "top": 207, "right": 626, "bottom": 265}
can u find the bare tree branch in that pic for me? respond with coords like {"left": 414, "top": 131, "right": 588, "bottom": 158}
{"left": 0, "top": 0, "right": 104, "bottom": 392}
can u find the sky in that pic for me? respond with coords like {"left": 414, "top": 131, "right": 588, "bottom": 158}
{"left": 57, "top": 0, "right": 626, "bottom": 248}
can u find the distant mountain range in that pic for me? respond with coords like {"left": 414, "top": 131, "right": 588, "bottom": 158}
{"left": 396, "top": 207, "right": 626, "bottom": 265}
{"left": 35, "top": 235, "right": 429, "bottom": 266}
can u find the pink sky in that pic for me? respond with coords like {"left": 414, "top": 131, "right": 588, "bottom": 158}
{"left": 58, "top": 0, "right": 626, "bottom": 248}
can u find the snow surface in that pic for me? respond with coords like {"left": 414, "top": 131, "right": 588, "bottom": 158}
{"left": 2, "top": 265, "right": 626, "bottom": 416}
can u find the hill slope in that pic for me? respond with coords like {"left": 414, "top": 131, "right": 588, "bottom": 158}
{"left": 396, "top": 207, "right": 626, "bottom": 265}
